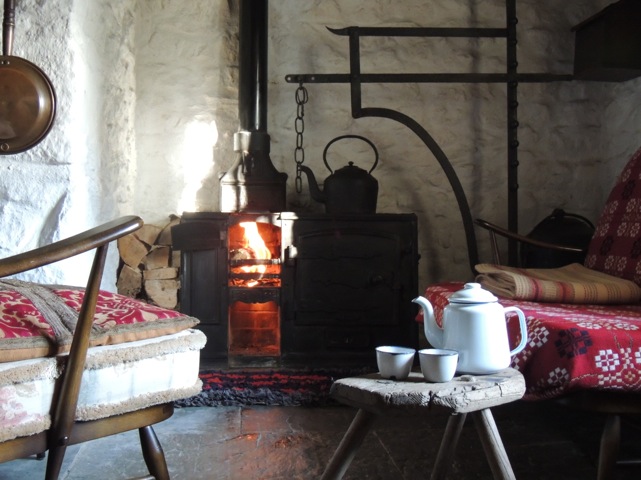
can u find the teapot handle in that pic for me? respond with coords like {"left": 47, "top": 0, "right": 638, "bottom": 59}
{"left": 504, "top": 306, "right": 528, "bottom": 356}
{"left": 323, "top": 134, "right": 379, "bottom": 174}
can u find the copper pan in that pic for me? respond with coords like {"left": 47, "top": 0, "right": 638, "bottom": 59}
{"left": 0, "top": 0, "right": 56, "bottom": 155}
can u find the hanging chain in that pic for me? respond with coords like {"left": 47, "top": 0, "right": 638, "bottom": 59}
{"left": 294, "top": 82, "right": 309, "bottom": 193}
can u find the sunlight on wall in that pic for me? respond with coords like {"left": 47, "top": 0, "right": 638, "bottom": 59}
{"left": 47, "top": 3, "right": 98, "bottom": 288}
{"left": 68, "top": 22, "right": 91, "bottom": 226}
{"left": 178, "top": 120, "right": 218, "bottom": 213}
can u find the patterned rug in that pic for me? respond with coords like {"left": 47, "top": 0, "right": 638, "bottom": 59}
{"left": 174, "top": 367, "right": 374, "bottom": 407}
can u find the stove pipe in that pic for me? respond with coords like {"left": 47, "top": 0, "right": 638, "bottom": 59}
{"left": 219, "top": 0, "right": 287, "bottom": 213}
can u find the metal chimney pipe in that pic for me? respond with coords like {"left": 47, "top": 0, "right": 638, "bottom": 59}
{"left": 238, "top": 0, "right": 267, "bottom": 132}
{"left": 219, "top": 0, "right": 287, "bottom": 213}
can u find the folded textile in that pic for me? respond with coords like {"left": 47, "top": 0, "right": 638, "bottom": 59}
{"left": 475, "top": 263, "right": 641, "bottom": 304}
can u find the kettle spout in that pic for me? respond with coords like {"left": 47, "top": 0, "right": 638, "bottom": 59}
{"left": 299, "top": 165, "right": 326, "bottom": 204}
{"left": 412, "top": 296, "right": 444, "bottom": 349}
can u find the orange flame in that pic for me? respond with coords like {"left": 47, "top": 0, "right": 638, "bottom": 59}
{"left": 240, "top": 222, "right": 271, "bottom": 260}
{"left": 240, "top": 222, "right": 271, "bottom": 286}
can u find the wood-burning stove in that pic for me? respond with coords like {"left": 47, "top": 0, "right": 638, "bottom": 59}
{"left": 172, "top": 212, "right": 419, "bottom": 366}
{"left": 171, "top": 0, "right": 418, "bottom": 366}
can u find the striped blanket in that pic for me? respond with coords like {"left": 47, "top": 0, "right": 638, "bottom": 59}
{"left": 475, "top": 263, "right": 641, "bottom": 304}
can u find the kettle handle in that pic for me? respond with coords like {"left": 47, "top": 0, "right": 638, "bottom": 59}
{"left": 504, "top": 306, "right": 528, "bottom": 356}
{"left": 323, "top": 134, "right": 379, "bottom": 174}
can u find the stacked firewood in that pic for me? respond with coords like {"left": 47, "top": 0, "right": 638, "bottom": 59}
{"left": 116, "top": 215, "right": 181, "bottom": 309}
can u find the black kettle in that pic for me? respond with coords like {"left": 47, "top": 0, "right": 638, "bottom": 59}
{"left": 299, "top": 135, "right": 379, "bottom": 214}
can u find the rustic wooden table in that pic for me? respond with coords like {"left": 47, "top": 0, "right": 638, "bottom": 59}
{"left": 321, "top": 368, "right": 526, "bottom": 480}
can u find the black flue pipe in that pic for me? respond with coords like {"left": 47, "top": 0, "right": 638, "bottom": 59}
{"left": 219, "top": 0, "right": 287, "bottom": 213}
{"left": 238, "top": 0, "right": 268, "bottom": 132}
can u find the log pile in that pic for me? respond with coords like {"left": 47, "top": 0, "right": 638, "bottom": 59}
{"left": 117, "top": 215, "right": 181, "bottom": 309}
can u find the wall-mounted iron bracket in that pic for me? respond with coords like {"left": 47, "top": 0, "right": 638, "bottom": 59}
{"left": 285, "top": 0, "right": 572, "bottom": 271}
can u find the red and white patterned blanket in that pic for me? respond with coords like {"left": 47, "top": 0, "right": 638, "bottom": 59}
{"left": 419, "top": 282, "right": 641, "bottom": 400}
{"left": 0, "top": 279, "right": 199, "bottom": 363}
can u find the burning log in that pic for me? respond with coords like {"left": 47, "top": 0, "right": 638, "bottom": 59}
{"left": 230, "top": 247, "right": 255, "bottom": 261}
{"left": 117, "top": 215, "right": 181, "bottom": 309}
{"left": 228, "top": 221, "right": 281, "bottom": 288}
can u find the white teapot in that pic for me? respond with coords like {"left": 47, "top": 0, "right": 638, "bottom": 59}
{"left": 412, "top": 283, "right": 527, "bottom": 374}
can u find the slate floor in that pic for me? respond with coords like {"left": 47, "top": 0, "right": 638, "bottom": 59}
{"left": 0, "top": 399, "right": 640, "bottom": 479}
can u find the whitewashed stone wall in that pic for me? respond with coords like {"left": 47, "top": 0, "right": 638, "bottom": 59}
{"left": 1, "top": 0, "right": 639, "bottom": 293}
{"left": 0, "top": 0, "right": 136, "bottom": 287}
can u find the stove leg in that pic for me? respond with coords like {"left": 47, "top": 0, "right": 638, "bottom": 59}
{"left": 320, "top": 409, "right": 376, "bottom": 480}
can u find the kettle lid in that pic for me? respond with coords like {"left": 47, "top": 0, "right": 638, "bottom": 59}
{"left": 449, "top": 282, "right": 497, "bottom": 304}
{"left": 333, "top": 161, "right": 375, "bottom": 177}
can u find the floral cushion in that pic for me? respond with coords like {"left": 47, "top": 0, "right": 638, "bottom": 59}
{"left": 0, "top": 279, "right": 199, "bottom": 363}
{"left": 585, "top": 145, "right": 641, "bottom": 286}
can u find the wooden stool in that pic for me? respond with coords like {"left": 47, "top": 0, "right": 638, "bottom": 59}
{"left": 321, "top": 368, "right": 525, "bottom": 480}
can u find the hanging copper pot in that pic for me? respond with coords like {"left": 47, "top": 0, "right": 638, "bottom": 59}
{"left": 0, "top": 0, "right": 56, "bottom": 155}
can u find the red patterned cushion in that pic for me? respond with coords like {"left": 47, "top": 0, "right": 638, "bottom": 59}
{"left": 585, "top": 145, "right": 641, "bottom": 286}
{"left": 0, "top": 280, "right": 199, "bottom": 363}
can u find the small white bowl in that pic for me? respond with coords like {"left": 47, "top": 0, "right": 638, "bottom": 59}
{"left": 376, "top": 346, "right": 416, "bottom": 380}
{"left": 418, "top": 348, "right": 458, "bottom": 383}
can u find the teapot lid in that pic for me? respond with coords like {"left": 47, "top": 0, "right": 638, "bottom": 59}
{"left": 449, "top": 282, "right": 498, "bottom": 304}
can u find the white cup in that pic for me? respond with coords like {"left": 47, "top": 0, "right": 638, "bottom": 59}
{"left": 419, "top": 348, "right": 459, "bottom": 383}
{"left": 375, "top": 346, "right": 416, "bottom": 380}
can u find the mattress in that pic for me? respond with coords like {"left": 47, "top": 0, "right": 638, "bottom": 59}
{"left": 0, "top": 328, "right": 206, "bottom": 443}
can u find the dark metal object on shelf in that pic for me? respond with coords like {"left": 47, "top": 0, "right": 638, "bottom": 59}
{"left": 572, "top": 0, "right": 641, "bottom": 81}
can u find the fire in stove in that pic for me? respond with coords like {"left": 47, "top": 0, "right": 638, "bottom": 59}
{"left": 227, "top": 218, "right": 282, "bottom": 360}
{"left": 229, "top": 221, "right": 281, "bottom": 287}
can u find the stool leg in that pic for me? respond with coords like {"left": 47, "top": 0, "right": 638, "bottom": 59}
{"left": 431, "top": 412, "right": 467, "bottom": 480}
{"left": 471, "top": 409, "right": 516, "bottom": 480}
{"left": 321, "top": 409, "right": 376, "bottom": 480}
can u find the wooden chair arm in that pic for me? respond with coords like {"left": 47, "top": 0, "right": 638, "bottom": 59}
{"left": 474, "top": 218, "right": 586, "bottom": 264}
{"left": 0, "top": 216, "right": 143, "bottom": 277}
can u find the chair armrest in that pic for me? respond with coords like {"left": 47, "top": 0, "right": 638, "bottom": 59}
{"left": 475, "top": 218, "right": 586, "bottom": 265}
{"left": 475, "top": 219, "right": 586, "bottom": 253}
{"left": 0, "top": 216, "right": 143, "bottom": 277}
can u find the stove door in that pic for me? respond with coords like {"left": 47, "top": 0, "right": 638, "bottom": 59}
{"left": 281, "top": 214, "right": 418, "bottom": 359}
{"left": 293, "top": 228, "right": 401, "bottom": 326}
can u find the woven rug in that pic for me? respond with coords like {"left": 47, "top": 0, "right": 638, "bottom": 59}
{"left": 174, "top": 367, "right": 374, "bottom": 407}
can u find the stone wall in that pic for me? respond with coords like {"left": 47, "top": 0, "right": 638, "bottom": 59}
{"left": 1, "top": 0, "right": 640, "bottom": 292}
{"left": 0, "top": 0, "right": 136, "bottom": 287}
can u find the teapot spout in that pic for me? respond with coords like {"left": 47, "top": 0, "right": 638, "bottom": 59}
{"left": 299, "top": 165, "right": 326, "bottom": 204}
{"left": 412, "top": 296, "right": 444, "bottom": 349}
